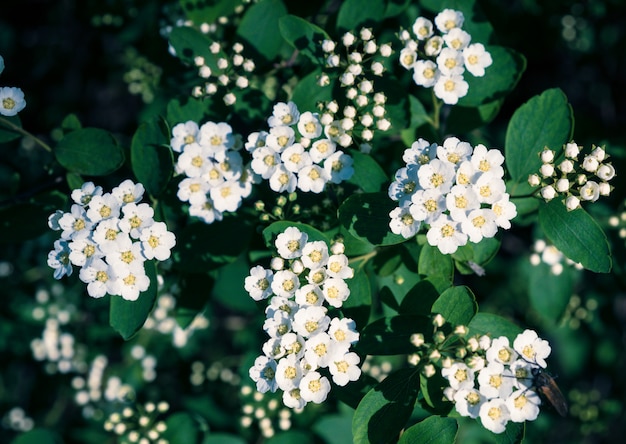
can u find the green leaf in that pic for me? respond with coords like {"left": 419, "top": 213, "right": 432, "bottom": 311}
{"left": 211, "top": 255, "right": 258, "bottom": 313}
{"left": 398, "top": 416, "right": 457, "bottom": 444}
{"left": 313, "top": 414, "right": 354, "bottom": 444}
{"left": 236, "top": 0, "right": 288, "bottom": 62}
{"left": 431, "top": 285, "right": 477, "bottom": 327}
{"left": 336, "top": 0, "right": 386, "bottom": 33}
{"left": 446, "top": 99, "right": 503, "bottom": 134}
{"left": 55, "top": 128, "right": 125, "bottom": 176}
{"left": 131, "top": 118, "right": 174, "bottom": 197}
{"left": 169, "top": 26, "right": 225, "bottom": 71}
{"left": 262, "top": 220, "right": 330, "bottom": 250}
{"left": 338, "top": 192, "right": 406, "bottom": 246}
{"left": 538, "top": 199, "right": 611, "bottom": 273}
{"left": 291, "top": 69, "right": 334, "bottom": 113}
{"left": 176, "top": 273, "right": 213, "bottom": 329}
{"left": 493, "top": 421, "right": 525, "bottom": 444}
{"left": 202, "top": 434, "right": 247, "bottom": 444}
{"left": 10, "top": 429, "right": 63, "bottom": 444}
{"left": 384, "top": 0, "right": 411, "bottom": 18}
{"left": 167, "top": 97, "right": 207, "bottom": 125}
{"left": 407, "top": 95, "right": 432, "bottom": 129}
{"left": 347, "top": 150, "right": 388, "bottom": 193}
{"left": 0, "top": 191, "right": 67, "bottom": 242}
{"left": 109, "top": 261, "right": 158, "bottom": 340}
{"left": 356, "top": 315, "right": 432, "bottom": 355}
{"left": 161, "top": 412, "right": 201, "bottom": 444}
{"left": 452, "top": 236, "right": 501, "bottom": 275}
{"left": 60, "top": 113, "right": 82, "bottom": 133}
{"left": 399, "top": 276, "right": 450, "bottom": 315}
{"left": 352, "top": 368, "right": 420, "bottom": 444}
{"left": 528, "top": 262, "right": 573, "bottom": 323}
{"left": 510, "top": 196, "right": 540, "bottom": 225}
{"left": 279, "top": 15, "right": 329, "bottom": 64}
{"left": 0, "top": 115, "right": 22, "bottom": 143}
{"left": 418, "top": 243, "right": 454, "bottom": 281}
{"left": 419, "top": 370, "right": 452, "bottom": 412}
{"left": 343, "top": 267, "right": 372, "bottom": 328}
{"left": 458, "top": 47, "right": 526, "bottom": 107}
{"left": 180, "top": 0, "right": 243, "bottom": 29}
{"left": 468, "top": 312, "right": 523, "bottom": 343}
{"left": 266, "top": 431, "right": 315, "bottom": 444}
{"left": 174, "top": 217, "right": 253, "bottom": 273}
{"left": 505, "top": 89, "right": 573, "bottom": 191}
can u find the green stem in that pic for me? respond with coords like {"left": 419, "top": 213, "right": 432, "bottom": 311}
{"left": 0, "top": 116, "right": 53, "bottom": 152}
{"left": 432, "top": 91, "right": 442, "bottom": 132}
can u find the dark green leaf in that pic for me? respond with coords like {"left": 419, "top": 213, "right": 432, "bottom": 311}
{"left": 169, "top": 26, "right": 225, "bottom": 71}
{"left": 279, "top": 15, "right": 329, "bottom": 64}
{"left": 446, "top": 99, "right": 503, "bottom": 134}
{"left": 0, "top": 115, "right": 22, "bottom": 143}
{"left": 167, "top": 97, "right": 207, "bottom": 125}
{"left": 109, "top": 261, "right": 158, "bottom": 340}
{"left": 347, "top": 150, "right": 389, "bottom": 193}
{"left": 452, "top": 236, "right": 501, "bottom": 275}
{"left": 377, "top": 262, "right": 421, "bottom": 310}
{"left": 291, "top": 69, "right": 334, "bottom": 113}
{"left": 418, "top": 243, "right": 454, "bottom": 281}
{"left": 176, "top": 273, "right": 213, "bottom": 329}
{"left": 343, "top": 267, "right": 372, "bottom": 328}
{"left": 266, "top": 431, "right": 314, "bottom": 444}
{"left": 60, "top": 113, "right": 82, "bottom": 133}
{"left": 352, "top": 368, "right": 420, "bottom": 444}
{"left": 211, "top": 255, "right": 258, "bottom": 313}
{"left": 161, "top": 412, "right": 201, "bottom": 444}
{"left": 338, "top": 192, "right": 405, "bottom": 246}
{"left": 10, "top": 429, "right": 63, "bottom": 444}
{"left": 399, "top": 277, "right": 450, "bottom": 315}
{"left": 408, "top": 95, "right": 432, "bottom": 129}
{"left": 528, "top": 262, "right": 573, "bottom": 323}
{"left": 398, "top": 416, "right": 458, "bottom": 444}
{"left": 458, "top": 47, "right": 526, "bottom": 107}
{"left": 505, "top": 89, "right": 573, "bottom": 191}
{"left": 420, "top": 370, "right": 453, "bottom": 412}
{"left": 493, "top": 421, "right": 525, "bottom": 444}
{"left": 511, "top": 196, "right": 540, "bottom": 225}
{"left": 262, "top": 220, "right": 329, "bottom": 250}
{"left": 0, "top": 191, "right": 67, "bottom": 242}
{"left": 174, "top": 217, "right": 253, "bottom": 273}
{"left": 431, "top": 285, "right": 477, "bottom": 327}
{"left": 336, "top": 0, "right": 386, "bottom": 33}
{"left": 384, "top": 0, "right": 411, "bottom": 18}
{"left": 538, "top": 199, "right": 611, "bottom": 273}
{"left": 236, "top": 0, "right": 288, "bottom": 62}
{"left": 180, "top": 0, "right": 243, "bottom": 31}
{"left": 356, "top": 314, "right": 432, "bottom": 355}
{"left": 313, "top": 414, "right": 354, "bottom": 444}
{"left": 468, "top": 312, "right": 523, "bottom": 342}
{"left": 55, "top": 128, "right": 124, "bottom": 176}
{"left": 202, "top": 434, "right": 247, "bottom": 444}
{"left": 131, "top": 118, "right": 174, "bottom": 197}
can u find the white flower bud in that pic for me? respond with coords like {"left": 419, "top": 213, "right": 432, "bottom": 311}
{"left": 321, "top": 39, "right": 336, "bottom": 53}
{"left": 371, "top": 61, "right": 384, "bottom": 76}
{"left": 223, "top": 92, "right": 236, "bottom": 106}
{"left": 342, "top": 32, "right": 356, "bottom": 47}
{"left": 326, "top": 54, "right": 340, "bottom": 67}
{"left": 363, "top": 41, "right": 377, "bottom": 54}
{"left": 348, "top": 52, "right": 362, "bottom": 63}
{"left": 340, "top": 72, "right": 355, "bottom": 86}
{"left": 479, "top": 335, "right": 491, "bottom": 350}
{"left": 209, "top": 42, "right": 221, "bottom": 54}
{"left": 343, "top": 106, "right": 356, "bottom": 118}
{"left": 200, "top": 23, "right": 210, "bottom": 33}
{"left": 300, "top": 137, "right": 311, "bottom": 148}
{"left": 217, "top": 58, "right": 228, "bottom": 69}
{"left": 356, "top": 95, "right": 369, "bottom": 107}
{"left": 199, "top": 65, "right": 212, "bottom": 78}
{"left": 361, "top": 129, "right": 374, "bottom": 141}
{"left": 360, "top": 27, "right": 373, "bottom": 41}
{"left": 541, "top": 149, "right": 554, "bottom": 163}
{"left": 591, "top": 146, "right": 606, "bottom": 161}
{"left": 330, "top": 242, "right": 345, "bottom": 255}
{"left": 327, "top": 101, "right": 339, "bottom": 113}
{"left": 555, "top": 178, "right": 570, "bottom": 192}
{"left": 291, "top": 259, "right": 304, "bottom": 274}
{"left": 540, "top": 185, "right": 556, "bottom": 201}
{"left": 243, "top": 59, "right": 255, "bottom": 72}
{"left": 341, "top": 118, "right": 354, "bottom": 131}
{"left": 376, "top": 118, "right": 391, "bottom": 131}
{"left": 529, "top": 253, "right": 541, "bottom": 266}
{"left": 423, "top": 364, "right": 436, "bottom": 378}
{"left": 565, "top": 195, "right": 580, "bottom": 211}
{"left": 598, "top": 181, "right": 612, "bottom": 196}
{"left": 399, "top": 29, "right": 411, "bottom": 42}
{"left": 372, "top": 105, "right": 385, "bottom": 117}
{"left": 359, "top": 79, "right": 373, "bottom": 94}
{"left": 539, "top": 163, "right": 555, "bottom": 178}
{"left": 194, "top": 56, "right": 205, "bottom": 67}
{"left": 551, "top": 263, "right": 564, "bottom": 276}
{"left": 235, "top": 76, "right": 249, "bottom": 88}
{"left": 320, "top": 113, "right": 334, "bottom": 125}
{"left": 218, "top": 74, "right": 229, "bottom": 85}
{"left": 205, "top": 83, "right": 217, "bottom": 95}
{"left": 528, "top": 174, "right": 541, "bottom": 187}
{"left": 596, "top": 163, "right": 615, "bottom": 181}
{"left": 338, "top": 133, "right": 352, "bottom": 147}
{"left": 233, "top": 42, "right": 244, "bottom": 53}
{"left": 558, "top": 159, "right": 574, "bottom": 173}
{"left": 577, "top": 174, "right": 587, "bottom": 185}
{"left": 270, "top": 257, "right": 284, "bottom": 270}
{"left": 410, "top": 333, "right": 425, "bottom": 347}
{"left": 433, "top": 313, "right": 445, "bottom": 327}
{"left": 582, "top": 155, "right": 599, "bottom": 172}
{"left": 348, "top": 63, "right": 363, "bottom": 76}
{"left": 564, "top": 142, "right": 580, "bottom": 159}
{"left": 373, "top": 92, "right": 386, "bottom": 104}
{"left": 379, "top": 43, "right": 392, "bottom": 57}
{"left": 318, "top": 73, "right": 330, "bottom": 86}
{"left": 192, "top": 85, "right": 203, "bottom": 97}
{"left": 360, "top": 114, "right": 374, "bottom": 127}
{"left": 233, "top": 54, "right": 244, "bottom": 66}
{"left": 346, "top": 87, "right": 358, "bottom": 99}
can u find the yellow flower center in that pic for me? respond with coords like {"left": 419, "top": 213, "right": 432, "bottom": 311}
{"left": 425, "top": 199, "right": 438, "bottom": 212}
{"left": 332, "top": 160, "right": 343, "bottom": 172}
{"left": 281, "top": 114, "right": 293, "bottom": 124}
{"left": 121, "top": 251, "right": 135, "bottom": 264}
{"left": 472, "top": 215, "right": 486, "bottom": 228}
{"left": 498, "top": 348, "right": 511, "bottom": 362}
{"left": 317, "top": 142, "right": 329, "bottom": 153}
{"left": 287, "top": 240, "right": 300, "bottom": 252}
{"left": 210, "top": 135, "right": 222, "bottom": 146}
{"left": 455, "top": 369, "right": 468, "bottom": 382}
{"left": 100, "top": 205, "right": 111, "bottom": 218}
{"left": 96, "top": 271, "right": 108, "bottom": 282}
{"left": 123, "top": 274, "right": 136, "bottom": 286}
{"left": 480, "top": 185, "right": 492, "bottom": 198}
{"left": 305, "top": 321, "right": 319, "bottom": 333}
{"left": 444, "top": 19, "right": 456, "bottom": 30}
{"left": 284, "top": 366, "right": 297, "bottom": 379}
{"left": 403, "top": 54, "right": 415, "bottom": 66}
{"left": 479, "top": 159, "right": 491, "bottom": 172}
{"left": 488, "top": 406, "right": 501, "bottom": 420}
{"left": 329, "top": 261, "right": 342, "bottom": 273}
{"left": 447, "top": 153, "right": 460, "bottom": 164}
{"left": 401, "top": 213, "right": 414, "bottom": 226}
{"left": 334, "top": 330, "right": 346, "bottom": 342}
{"left": 123, "top": 193, "right": 135, "bottom": 204}
{"left": 403, "top": 181, "right": 416, "bottom": 194}
{"left": 522, "top": 345, "right": 536, "bottom": 361}
{"left": 105, "top": 228, "right": 118, "bottom": 241}
{"left": 278, "top": 173, "right": 289, "bottom": 185}
{"left": 262, "top": 367, "right": 275, "bottom": 380}
{"left": 129, "top": 215, "right": 142, "bottom": 229}
{"left": 73, "top": 219, "right": 86, "bottom": 231}
{"left": 441, "top": 224, "right": 455, "bottom": 238}
{"left": 430, "top": 173, "right": 444, "bottom": 187}
{"left": 258, "top": 278, "right": 269, "bottom": 291}
{"left": 83, "top": 244, "right": 95, "bottom": 257}
{"left": 304, "top": 122, "right": 316, "bottom": 133}
{"left": 457, "top": 172, "right": 469, "bottom": 185}
{"left": 264, "top": 155, "right": 275, "bottom": 166}
{"left": 514, "top": 394, "right": 527, "bottom": 409}
{"left": 309, "top": 250, "right": 323, "bottom": 263}
{"left": 489, "top": 374, "right": 502, "bottom": 388}
{"left": 493, "top": 204, "right": 503, "bottom": 217}
{"left": 468, "top": 54, "right": 478, "bottom": 65}
{"left": 311, "top": 271, "right": 324, "bottom": 284}
{"left": 327, "top": 286, "right": 339, "bottom": 299}
{"left": 3, "top": 98, "right": 16, "bottom": 110}
{"left": 424, "top": 67, "right": 435, "bottom": 79}
{"left": 184, "top": 135, "right": 195, "bottom": 144}
{"left": 450, "top": 39, "right": 462, "bottom": 50}
{"left": 148, "top": 235, "right": 160, "bottom": 248}
{"left": 314, "top": 343, "right": 327, "bottom": 357}
{"left": 308, "top": 169, "right": 320, "bottom": 180}
{"left": 308, "top": 379, "right": 321, "bottom": 392}
{"left": 189, "top": 183, "right": 201, "bottom": 193}
{"left": 444, "top": 58, "right": 457, "bottom": 69}
{"left": 467, "top": 391, "right": 480, "bottom": 405}
{"left": 327, "top": 126, "right": 340, "bottom": 137}
{"left": 277, "top": 324, "right": 289, "bottom": 336}
{"left": 277, "top": 135, "right": 289, "bottom": 147}
{"left": 336, "top": 360, "right": 349, "bottom": 373}
{"left": 305, "top": 291, "right": 318, "bottom": 304}
{"left": 444, "top": 80, "right": 456, "bottom": 92}
{"left": 220, "top": 187, "right": 231, "bottom": 198}
{"left": 290, "top": 153, "right": 301, "bottom": 164}
{"left": 455, "top": 195, "right": 467, "bottom": 209}
{"left": 282, "top": 280, "right": 294, "bottom": 292}
{"left": 417, "top": 26, "right": 429, "bottom": 37}
{"left": 191, "top": 156, "right": 204, "bottom": 167}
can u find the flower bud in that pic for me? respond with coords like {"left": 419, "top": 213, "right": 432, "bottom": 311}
{"left": 270, "top": 257, "right": 284, "bottom": 270}
{"left": 422, "top": 363, "right": 436, "bottom": 378}
{"left": 356, "top": 95, "right": 369, "bottom": 107}
{"left": 291, "top": 259, "right": 304, "bottom": 275}
{"left": 342, "top": 32, "right": 356, "bottom": 47}
{"left": 360, "top": 27, "right": 373, "bottom": 41}
{"left": 579, "top": 181, "right": 600, "bottom": 201}
{"left": 371, "top": 61, "right": 384, "bottom": 76}
{"left": 527, "top": 174, "right": 541, "bottom": 187}
{"left": 539, "top": 163, "right": 555, "bottom": 178}
{"left": 540, "top": 185, "right": 556, "bottom": 201}
{"left": 321, "top": 39, "right": 336, "bottom": 53}
{"left": 598, "top": 181, "right": 612, "bottom": 196}
{"left": 541, "top": 149, "right": 554, "bottom": 163}
{"left": 565, "top": 195, "right": 580, "bottom": 211}
{"left": 558, "top": 159, "right": 574, "bottom": 173}
{"left": 410, "top": 333, "right": 425, "bottom": 347}
{"left": 363, "top": 40, "right": 377, "bottom": 54}
{"left": 408, "top": 353, "right": 421, "bottom": 366}
{"left": 429, "top": 349, "right": 441, "bottom": 361}
{"left": 555, "top": 178, "right": 570, "bottom": 192}
{"left": 433, "top": 313, "right": 445, "bottom": 327}
{"left": 434, "top": 331, "right": 446, "bottom": 344}
{"left": 596, "top": 163, "right": 615, "bottom": 181}
{"left": 564, "top": 142, "right": 580, "bottom": 158}
{"left": 582, "top": 155, "right": 599, "bottom": 172}
{"left": 379, "top": 43, "right": 393, "bottom": 57}
{"left": 591, "top": 146, "right": 606, "bottom": 161}
{"left": 346, "top": 87, "right": 358, "bottom": 99}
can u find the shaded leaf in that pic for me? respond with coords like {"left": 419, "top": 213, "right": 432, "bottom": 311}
{"left": 180, "top": 0, "right": 243, "bottom": 24}
{"left": 10, "top": 429, "right": 63, "bottom": 444}
{"left": 131, "top": 117, "right": 174, "bottom": 197}
{"left": 55, "top": 128, "right": 124, "bottom": 176}
{"left": 418, "top": 243, "right": 454, "bottom": 281}
{"left": 279, "top": 15, "right": 329, "bottom": 64}
{"left": 347, "top": 150, "right": 388, "bottom": 193}
{"left": 0, "top": 191, "right": 67, "bottom": 242}
{"left": 399, "top": 277, "right": 450, "bottom": 315}
{"left": 336, "top": 0, "right": 386, "bottom": 33}
{"left": 398, "top": 416, "right": 457, "bottom": 444}
{"left": 343, "top": 267, "right": 372, "bottom": 328}
{"left": 291, "top": 69, "right": 334, "bottom": 113}
{"left": 528, "top": 262, "right": 574, "bottom": 323}
{"left": 431, "top": 285, "right": 477, "bottom": 327}
{"left": 169, "top": 26, "right": 225, "bottom": 71}
{"left": 161, "top": 412, "right": 201, "bottom": 444}
{"left": 0, "top": 115, "right": 22, "bottom": 143}
{"left": 468, "top": 312, "right": 523, "bottom": 342}
{"left": 356, "top": 315, "right": 432, "bottom": 355}
{"left": 236, "top": 0, "right": 288, "bottom": 62}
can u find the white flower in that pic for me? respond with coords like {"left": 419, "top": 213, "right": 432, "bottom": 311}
{"left": 453, "top": 388, "right": 485, "bottom": 418}
{"left": 245, "top": 131, "right": 268, "bottom": 152}
{"left": 435, "top": 9, "right": 464, "bottom": 33}
{"left": 445, "top": 185, "right": 480, "bottom": 222}
{"left": 78, "top": 258, "right": 117, "bottom": 297}
{"left": 555, "top": 178, "right": 570, "bottom": 193}
{"left": 582, "top": 155, "right": 600, "bottom": 172}
{"left": 264, "top": 311, "right": 292, "bottom": 338}
{"left": 275, "top": 227, "right": 308, "bottom": 259}
{"left": 444, "top": 27, "right": 471, "bottom": 50}
{"left": 513, "top": 329, "right": 551, "bottom": 368}
{"left": 87, "top": 194, "right": 121, "bottom": 223}
{"left": 506, "top": 389, "right": 541, "bottom": 423}
{"left": 268, "top": 101, "right": 300, "bottom": 127}
{"left": 295, "top": 284, "right": 324, "bottom": 307}
{"left": 473, "top": 172, "right": 505, "bottom": 204}
{"left": 403, "top": 139, "right": 437, "bottom": 165}
{"left": 297, "top": 111, "right": 322, "bottom": 139}
{"left": 177, "top": 177, "right": 209, "bottom": 205}
{"left": 309, "top": 139, "right": 336, "bottom": 163}
{"left": 68, "top": 237, "right": 102, "bottom": 267}
{"left": 456, "top": 160, "right": 477, "bottom": 186}
{"left": 479, "top": 398, "right": 510, "bottom": 434}
{"left": 266, "top": 125, "right": 295, "bottom": 152}
{"left": 275, "top": 354, "right": 303, "bottom": 391}
{"left": 412, "top": 17, "right": 434, "bottom": 40}
{"left": 412, "top": 60, "right": 439, "bottom": 87}
{"left": 106, "top": 236, "right": 145, "bottom": 270}
{"left": 509, "top": 359, "right": 535, "bottom": 389}
{"left": 322, "top": 278, "right": 350, "bottom": 308}
{"left": 486, "top": 336, "right": 519, "bottom": 366}
{"left": 389, "top": 206, "right": 421, "bottom": 239}
{"left": 591, "top": 146, "right": 606, "bottom": 161}
{"left": 438, "top": 137, "right": 473, "bottom": 165}
{"left": 271, "top": 270, "right": 300, "bottom": 298}
{"left": 528, "top": 174, "right": 541, "bottom": 187}
{"left": 410, "top": 188, "right": 447, "bottom": 224}
{"left": 477, "top": 362, "right": 514, "bottom": 399}
{"left": 283, "top": 388, "right": 307, "bottom": 409}
{"left": 425, "top": 36, "right": 444, "bottom": 56}
{"left": 433, "top": 74, "right": 469, "bottom": 104}
{"left": 565, "top": 195, "right": 580, "bottom": 211}
{"left": 399, "top": 46, "right": 418, "bottom": 69}
{"left": 579, "top": 180, "right": 600, "bottom": 202}
{"left": 371, "top": 61, "right": 384, "bottom": 76}
{"left": 210, "top": 181, "right": 245, "bottom": 212}
{"left": 471, "top": 145, "right": 504, "bottom": 177}
{"left": 326, "top": 254, "right": 353, "bottom": 279}
{"left": 596, "top": 163, "right": 615, "bottom": 181}
{"left": 299, "top": 371, "right": 330, "bottom": 404}
{"left": 540, "top": 163, "right": 555, "bottom": 178}
{"left": 328, "top": 317, "right": 359, "bottom": 345}
{"left": 463, "top": 43, "right": 492, "bottom": 77}
{"left": 491, "top": 194, "right": 517, "bottom": 229}
{"left": 598, "top": 181, "right": 612, "bottom": 196}
{"left": 281, "top": 332, "right": 306, "bottom": 358}
{"left": 92, "top": 218, "right": 125, "bottom": 254}
{"left": 301, "top": 241, "right": 329, "bottom": 270}
{"left": 342, "top": 32, "right": 356, "bottom": 47}
{"left": 461, "top": 208, "right": 498, "bottom": 243}
{"left": 269, "top": 165, "right": 298, "bottom": 193}
{"left": 47, "top": 240, "right": 73, "bottom": 279}
{"left": 436, "top": 48, "right": 465, "bottom": 76}
{"left": 324, "top": 151, "right": 354, "bottom": 184}
{"left": 198, "top": 121, "right": 234, "bottom": 154}
{"left": 417, "top": 158, "right": 455, "bottom": 193}
{"left": 0, "top": 87, "right": 26, "bottom": 116}
{"left": 379, "top": 43, "right": 392, "bottom": 57}
{"left": 71, "top": 182, "right": 103, "bottom": 206}
{"left": 177, "top": 143, "right": 210, "bottom": 177}
{"left": 189, "top": 200, "right": 222, "bottom": 224}
{"left": 251, "top": 146, "right": 280, "bottom": 179}
{"left": 297, "top": 165, "right": 328, "bottom": 193}
{"left": 321, "top": 39, "right": 336, "bottom": 53}
{"left": 292, "top": 305, "right": 330, "bottom": 338}
{"left": 281, "top": 144, "right": 312, "bottom": 173}
{"left": 426, "top": 215, "right": 467, "bottom": 254}
{"left": 171, "top": 121, "right": 200, "bottom": 153}
{"left": 139, "top": 221, "right": 176, "bottom": 261}
{"left": 115, "top": 262, "right": 150, "bottom": 301}
{"left": 249, "top": 356, "right": 278, "bottom": 393}
{"left": 245, "top": 266, "right": 274, "bottom": 301}
{"left": 328, "top": 351, "right": 361, "bottom": 386}
{"left": 442, "top": 362, "right": 475, "bottom": 391}
{"left": 303, "top": 332, "right": 335, "bottom": 368}
{"left": 58, "top": 204, "right": 93, "bottom": 240}
{"left": 119, "top": 203, "right": 154, "bottom": 238}
{"left": 307, "top": 267, "right": 328, "bottom": 286}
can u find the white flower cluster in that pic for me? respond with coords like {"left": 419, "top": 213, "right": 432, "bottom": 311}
{"left": 47, "top": 180, "right": 176, "bottom": 301}
{"left": 189, "top": 41, "right": 256, "bottom": 106}
{"left": 529, "top": 239, "right": 583, "bottom": 275}
{"left": 319, "top": 28, "right": 394, "bottom": 145}
{"left": 529, "top": 142, "right": 615, "bottom": 211}
{"left": 443, "top": 330, "right": 555, "bottom": 434}
{"left": 246, "top": 101, "right": 354, "bottom": 194}
{"left": 388, "top": 137, "right": 516, "bottom": 254}
{"left": 171, "top": 120, "right": 255, "bottom": 223}
{"left": 399, "top": 9, "right": 492, "bottom": 105}
{"left": 0, "top": 55, "right": 27, "bottom": 116}
{"left": 246, "top": 226, "right": 361, "bottom": 409}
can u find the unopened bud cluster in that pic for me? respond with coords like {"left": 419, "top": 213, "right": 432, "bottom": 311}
{"left": 190, "top": 41, "right": 256, "bottom": 106}
{"left": 529, "top": 142, "right": 615, "bottom": 211}
{"left": 319, "top": 27, "right": 393, "bottom": 145}
{"left": 246, "top": 226, "right": 361, "bottom": 409}
{"left": 398, "top": 9, "right": 492, "bottom": 105}
{"left": 529, "top": 239, "right": 583, "bottom": 275}
{"left": 441, "top": 329, "right": 556, "bottom": 434}
{"left": 103, "top": 401, "right": 170, "bottom": 444}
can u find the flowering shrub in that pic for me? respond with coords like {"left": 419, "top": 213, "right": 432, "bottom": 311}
{"left": 1, "top": 1, "right": 625, "bottom": 444}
